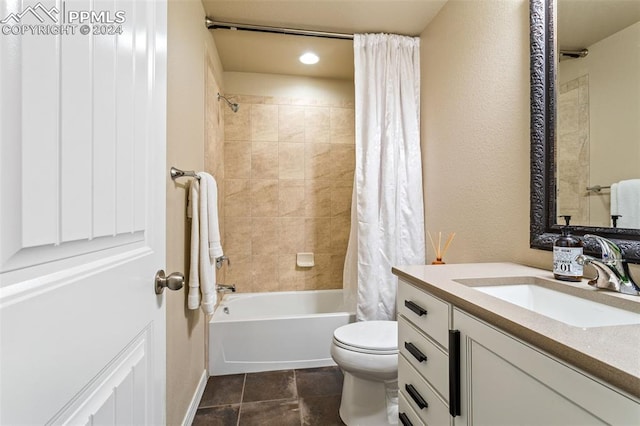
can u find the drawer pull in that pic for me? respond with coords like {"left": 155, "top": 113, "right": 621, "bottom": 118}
{"left": 399, "top": 412, "right": 413, "bottom": 426}
{"left": 449, "top": 329, "right": 461, "bottom": 417}
{"left": 405, "top": 384, "right": 428, "bottom": 409}
{"left": 404, "top": 300, "right": 427, "bottom": 316}
{"left": 404, "top": 342, "right": 427, "bottom": 363}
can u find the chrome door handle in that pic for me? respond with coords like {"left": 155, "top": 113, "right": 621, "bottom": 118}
{"left": 155, "top": 270, "right": 184, "bottom": 294}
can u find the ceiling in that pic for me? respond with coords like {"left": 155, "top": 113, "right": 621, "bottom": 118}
{"left": 202, "top": 1, "right": 640, "bottom": 80}
{"left": 558, "top": 0, "right": 640, "bottom": 50}
{"left": 201, "top": 0, "right": 449, "bottom": 80}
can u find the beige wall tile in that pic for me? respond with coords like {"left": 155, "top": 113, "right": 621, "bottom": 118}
{"left": 232, "top": 94, "right": 265, "bottom": 105}
{"left": 251, "top": 179, "right": 279, "bottom": 217}
{"left": 225, "top": 254, "right": 252, "bottom": 291}
{"left": 330, "top": 214, "right": 350, "bottom": 255}
{"left": 279, "top": 217, "right": 305, "bottom": 253}
{"left": 223, "top": 97, "right": 353, "bottom": 293}
{"left": 304, "top": 254, "right": 332, "bottom": 290}
{"left": 305, "top": 218, "right": 331, "bottom": 253}
{"left": 305, "top": 144, "right": 332, "bottom": 180}
{"left": 279, "top": 180, "right": 305, "bottom": 217}
{"left": 330, "top": 145, "right": 355, "bottom": 180}
{"left": 225, "top": 104, "right": 251, "bottom": 141}
{"left": 279, "top": 105, "right": 305, "bottom": 142}
{"left": 224, "top": 217, "right": 252, "bottom": 255}
{"left": 305, "top": 180, "right": 332, "bottom": 218}
{"left": 251, "top": 104, "right": 278, "bottom": 141}
{"left": 224, "top": 179, "right": 251, "bottom": 218}
{"left": 330, "top": 254, "right": 346, "bottom": 287}
{"left": 251, "top": 142, "right": 279, "bottom": 179}
{"left": 330, "top": 107, "right": 355, "bottom": 144}
{"left": 279, "top": 143, "right": 305, "bottom": 179}
{"left": 251, "top": 217, "right": 279, "bottom": 255}
{"left": 251, "top": 255, "right": 279, "bottom": 292}
{"left": 305, "top": 106, "right": 330, "bottom": 143}
{"left": 331, "top": 180, "right": 353, "bottom": 217}
{"left": 278, "top": 254, "right": 306, "bottom": 291}
{"left": 224, "top": 142, "right": 251, "bottom": 179}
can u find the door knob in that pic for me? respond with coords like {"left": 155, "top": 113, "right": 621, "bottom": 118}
{"left": 154, "top": 270, "right": 184, "bottom": 294}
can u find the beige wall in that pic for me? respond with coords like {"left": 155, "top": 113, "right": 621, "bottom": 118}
{"left": 166, "top": 0, "right": 223, "bottom": 424}
{"left": 224, "top": 71, "right": 355, "bottom": 103}
{"left": 219, "top": 74, "right": 355, "bottom": 292}
{"left": 420, "top": 0, "right": 550, "bottom": 269}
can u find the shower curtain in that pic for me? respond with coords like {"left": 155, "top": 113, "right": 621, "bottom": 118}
{"left": 344, "top": 33, "right": 425, "bottom": 321}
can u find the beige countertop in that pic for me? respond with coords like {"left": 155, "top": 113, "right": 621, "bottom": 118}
{"left": 392, "top": 262, "right": 640, "bottom": 399}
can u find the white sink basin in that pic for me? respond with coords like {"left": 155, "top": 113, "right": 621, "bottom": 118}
{"left": 475, "top": 284, "right": 640, "bottom": 328}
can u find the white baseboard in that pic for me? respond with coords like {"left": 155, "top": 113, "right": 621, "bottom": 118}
{"left": 182, "top": 369, "right": 208, "bottom": 426}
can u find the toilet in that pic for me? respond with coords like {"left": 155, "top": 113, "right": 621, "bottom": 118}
{"left": 331, "top": 320, "right": 398, "bottom": 426}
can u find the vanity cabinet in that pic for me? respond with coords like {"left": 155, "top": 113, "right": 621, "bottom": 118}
{"left": 397, "top": 279, "right": 640, "bottom": 426}
{"left": 397, "top": 280, "right": 453, "bottom": 425}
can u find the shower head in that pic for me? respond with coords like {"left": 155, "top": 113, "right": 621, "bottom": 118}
{"left": 217, "top": 93, "right": 240, "bottom": 113}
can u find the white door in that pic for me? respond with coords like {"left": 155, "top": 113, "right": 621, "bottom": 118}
{"left": 0, "top": 0, "right": 168, "bottom": 424}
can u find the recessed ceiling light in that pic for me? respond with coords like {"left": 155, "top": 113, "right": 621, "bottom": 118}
{"left": 299, "top": 52, "right": 319, "bottom": 65}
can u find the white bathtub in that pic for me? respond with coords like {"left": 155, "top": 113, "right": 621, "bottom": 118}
{"left": 208, "top": 289, "right": 355, "bottom": 376}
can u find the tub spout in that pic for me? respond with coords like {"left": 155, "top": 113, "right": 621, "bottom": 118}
{"left": 216, "top": 283, "right": 236, "bottom": 293}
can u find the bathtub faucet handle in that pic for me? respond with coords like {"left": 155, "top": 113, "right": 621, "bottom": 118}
{"left": 216, "top": 255, "right": 231, "bottom": 270}
{"left": 216, "top": 283, "right": 236, "bottom": 293}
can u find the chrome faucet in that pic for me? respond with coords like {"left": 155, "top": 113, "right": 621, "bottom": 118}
{"left": 575, "top": 234, "right": 639, "bottom": 296}
{"left": 216, "top": 283, "right": 236, "bottom": 293}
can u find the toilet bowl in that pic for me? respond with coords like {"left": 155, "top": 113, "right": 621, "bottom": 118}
{"left": 331, "top": 320, "right": 398, "bottom": 426}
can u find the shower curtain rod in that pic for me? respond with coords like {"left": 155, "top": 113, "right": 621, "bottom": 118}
{"left": 205, "top": 18, "right": 354, "bottom": 40}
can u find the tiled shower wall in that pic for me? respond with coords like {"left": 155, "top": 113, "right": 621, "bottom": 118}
{"left": 203, "top": 60, "right": 226, "bottom": 286}
{"left": 222, "top": 95, "right": 355, "bottom": 293}
{"left": 557, "top": 75, "right": 590, "bottom": 226}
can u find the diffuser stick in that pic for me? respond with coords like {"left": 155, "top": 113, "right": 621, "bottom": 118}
{"left": 427, "top": 231, "right": 438, "bottom": 256}
{"left": 442, "top": 232, "right": 456, "bottom": 258}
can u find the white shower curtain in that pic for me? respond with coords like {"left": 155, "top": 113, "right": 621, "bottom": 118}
{"left": 344, "top": 33, "right": 425, "bottom": 321}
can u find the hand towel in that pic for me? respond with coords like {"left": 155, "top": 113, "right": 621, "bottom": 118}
{"left": 187, "top": 172, "right": 223, "bottom": 314}
{"left": 187, "top": 178, "right": 202, "bottom": 310}
{"left": 612, "top": 179, "right": 640, "bottom": 229}
{"left": 205, "top": 174, "right": 224, "bottom": 261}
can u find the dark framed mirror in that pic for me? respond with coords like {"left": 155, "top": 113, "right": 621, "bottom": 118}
{"left": 529, "top": 0, "right": 640, "bottom": 263}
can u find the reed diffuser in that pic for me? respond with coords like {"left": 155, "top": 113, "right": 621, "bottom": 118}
{"left": 427, "top": 231, "right": 456, "bottom": 264}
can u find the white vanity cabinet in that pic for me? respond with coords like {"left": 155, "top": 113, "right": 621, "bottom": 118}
{"left": 397, "top": 278, "right": 640, "bottom": 426}
{"left": 397, "top": 279, "right": 453, "bottom": 425}
{"left": 453, "top": 308, "right": 639, "bottom": 425}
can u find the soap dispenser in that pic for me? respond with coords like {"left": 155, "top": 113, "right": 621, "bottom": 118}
{"left": 553, "top": 215, "right": 583, "bottom": 282}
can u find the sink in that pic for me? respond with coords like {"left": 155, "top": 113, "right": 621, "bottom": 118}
{"left": 474, "top": 284, "right": 640, "bottom": 328}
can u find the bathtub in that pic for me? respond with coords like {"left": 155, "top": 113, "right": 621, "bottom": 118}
{"left": 208, "top": 289, "right": 355, "bottom": 376}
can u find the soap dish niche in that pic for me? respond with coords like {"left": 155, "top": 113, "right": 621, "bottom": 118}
{"left": 297, "top": 253, "right": 314, "bottom": 268}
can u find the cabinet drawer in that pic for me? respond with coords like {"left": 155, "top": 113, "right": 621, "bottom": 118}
{"left": 399, "top": 356, "right": 451, "bottom": 426}
{"left": 399, "top": 392, "right": 426, "bottom": 426}
{"left": 398, "top": 280, "right": 450, "bottom": 348}
{"left": 398, "top": 317, "right": 449, "bottom": 402}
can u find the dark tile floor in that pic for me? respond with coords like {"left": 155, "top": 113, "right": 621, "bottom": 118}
{"left": 193, "top": 366, "right": 346, "bottom": 426}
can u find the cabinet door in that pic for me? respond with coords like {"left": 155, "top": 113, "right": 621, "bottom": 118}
{"left": 453, "top": 309, "right": 640, "bottom": 426}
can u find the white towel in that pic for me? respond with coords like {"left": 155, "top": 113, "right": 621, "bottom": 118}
{"left": 611, "top": 179, "right": 640, "bottom": 229}
{"left": 187, "top": 172, "right": 223, "bottom": 314}
{"left": 204, "top": 174, "right": 224, "bottom": 261}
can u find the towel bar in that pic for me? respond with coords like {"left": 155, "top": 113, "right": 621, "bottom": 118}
{"left": 586, "top": 185, "right": 610, "bottom": 193}
{"left": 170, "top": 166, "right": 200, "bottom": 181}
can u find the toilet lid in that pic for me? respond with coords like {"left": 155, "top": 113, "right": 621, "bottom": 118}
{"left": 333, "top": 321, "right": 398, "bottom": 354}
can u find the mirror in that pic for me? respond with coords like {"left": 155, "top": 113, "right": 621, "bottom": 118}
{"left": 529, "top": 0, "right": 640, "bottom": 262}
{"left": 556, "top": 0, "right": 640, "bottom": 229}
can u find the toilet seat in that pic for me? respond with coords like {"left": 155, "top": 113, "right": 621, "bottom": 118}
{"left": 333, "top": 321, "right": 398, "bottom": 355}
